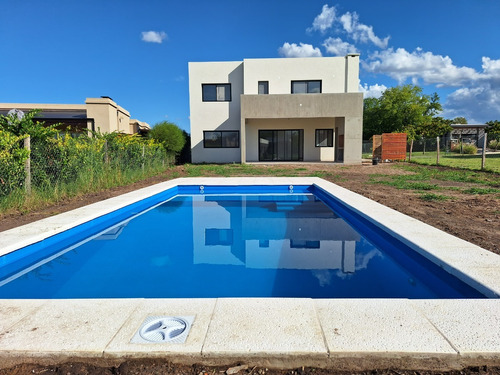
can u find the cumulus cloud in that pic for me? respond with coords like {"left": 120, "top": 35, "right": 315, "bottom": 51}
{"left": 363, "top": 47, "right": 500, "bottom": 121}
{"left": 339, "top": 12, "right": 389, "bottom": 49}
{"left": 278, "top": 42, "right": 322, "bottom": 58}
{"left": 359, "top": 83, "right": 387, "bottom": 98}
{"left": 141, "top": 31, "right": 168, "bottom": 44}
{"left": 322, "top": 37, "right": 358, "bottom": 56}
{"left": 305, "top": 5, "right": 389, "bottom": 52}
{"left": 307, "top": 4, "right": 336, "bottom": 34}
{"left": 444, "top": 85, "right": 500, "bottom": 123}
{"left": 363, "top": 47, "right": 480, "bottom": 86}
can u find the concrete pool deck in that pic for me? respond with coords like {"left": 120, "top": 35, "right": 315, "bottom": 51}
{"left": 0, "top": 177, "right": 499, "bottom": 371}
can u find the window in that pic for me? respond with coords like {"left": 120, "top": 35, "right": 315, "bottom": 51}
{"left": 202, "top": 84, "right": 231, "bottom": 101}
{"left": 205, "top": 229, "right": 233, "bottom": 246}
{"left": 291, "top": 80, "right": 322, "bottom": 94}
{"left": 259, "top": 129, "right": 303, "bottom": 161}
{"left": 315, "top": 129, "right": 333, "bottom": 147}
{"left": 258, "top": 81, "right": 269, "bottom": 94}
{"left": 290, "top": 240, "right": 320, "bottom": 249}
{"left": 203, "top": 131, "right": 239, "bottom": 148}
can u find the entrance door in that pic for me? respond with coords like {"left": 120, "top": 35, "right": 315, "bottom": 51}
{"left": 259, "top": 130, "right": 304, "bottom": 161}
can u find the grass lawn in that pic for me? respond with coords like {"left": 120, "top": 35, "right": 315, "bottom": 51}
{"left": 408, "top": 151, "right": 500, "bottom": 173}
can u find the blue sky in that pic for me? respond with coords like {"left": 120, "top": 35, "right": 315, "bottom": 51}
{"left": 1, "top": 0, "right": 499, "bottom": 132}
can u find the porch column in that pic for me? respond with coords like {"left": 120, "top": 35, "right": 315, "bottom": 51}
{"left": 343, "top": 116, "right": 363, "bottom": 164}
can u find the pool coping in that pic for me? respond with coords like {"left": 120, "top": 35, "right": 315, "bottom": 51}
{"left": 0, "top": 177, "right": 499, "bottom": 371}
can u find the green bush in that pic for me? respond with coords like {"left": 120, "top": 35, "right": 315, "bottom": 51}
{"left": 488, "top": 139, "right": 499, "bottom": 150}
{"left": 451, "top": 142, "right": 477, "bottom": 154}
{"left": 462, "top": 144, "right": 478, "bottom": 154}
{"left": 149, "top": 121, "right": 186, "bottom": 157}
{"left": 0, "top": 131, "right": 30, "bottom": 195}
{"left": 0, "top": 125, "right": 173, "bottom": 211}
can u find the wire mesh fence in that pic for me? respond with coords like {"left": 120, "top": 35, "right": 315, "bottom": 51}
{"left": 0, "top": 134, "right": 173, "bottom": 202}
{"left": 363, "top": 134, "right": 500, "bottom": 172}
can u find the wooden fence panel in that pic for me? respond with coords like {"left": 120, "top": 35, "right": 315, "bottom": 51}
{"left": 381, "top": 133, "right": 407, "bottom": 161}
{"left": 372, "top": 135, "right": 382, "bottom": 159}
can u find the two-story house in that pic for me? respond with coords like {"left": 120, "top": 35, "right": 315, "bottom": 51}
{"left": 189, "top": 55, "right": 363, "bottom": 164}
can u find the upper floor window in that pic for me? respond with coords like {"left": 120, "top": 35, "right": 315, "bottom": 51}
{"left": 291, "top": 80, "right": 322, "bottom": 94}
{"left": 258, "top": 81, "right": 269, "bottom": 95}
{"left": 202, "top": 84, "right": 231, "bottom": 102}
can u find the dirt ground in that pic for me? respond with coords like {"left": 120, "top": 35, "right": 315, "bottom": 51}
{"left": 1, "top": 360, "right": 500, "bottom": 375}
{"left": 1, "top": 162, "right": 499, "bottom": 375}
{"left": 1, "top": 162, "right": 499, "bottom": 254}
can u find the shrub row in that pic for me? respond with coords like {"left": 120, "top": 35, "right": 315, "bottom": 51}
{"left": 0, "top": 131, "right": 172, "bottom": 199}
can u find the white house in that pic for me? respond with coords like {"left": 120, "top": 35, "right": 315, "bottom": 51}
{"left": 189, "top": 55, "right": 363, "bottom": 164}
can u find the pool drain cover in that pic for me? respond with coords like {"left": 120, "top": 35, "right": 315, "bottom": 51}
{"left": 131, "top": 316, "right": 194, "bottom": 344}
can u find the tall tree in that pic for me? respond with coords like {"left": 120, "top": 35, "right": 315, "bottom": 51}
{"left": 363, "top": 84, "right": 441, "bottom": 140}
{"left": 486, "top": 120, "right": 500, "bottom": 143}
{"left": 452, "top": 116, "right": 468, "bottom": 124}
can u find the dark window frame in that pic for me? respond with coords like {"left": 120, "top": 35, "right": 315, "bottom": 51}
{"left": 258, "top": 129, "right": 304, "bottom": 161}
{"left": 291, "top": 80, "right": 322, "bottom": 94}
{"left": 203, "top": 130, "right": 240, "bottom": 148}
{"left": 258, "top": 81, "right": 269, "bottom": 95}
{"left": 202, "top": 83, "right": 232, "bottom": 102}
{"left": 315, "top": 129, "right": 333, "bottom": 147}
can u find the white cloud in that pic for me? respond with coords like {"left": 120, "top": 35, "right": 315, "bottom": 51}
{"left": 444, "top": 85, "right": 500, "bottom": 123}
{"left": 141, "top": 31, "right": 168, "bottom": 44}
{"left": 339, "top": 12, "right": 389, "bottom": 49}
{"left": 307, "top": 4, "right": 336, "bottom": 34}
{"left": 359, "top": 83, "right": 387, "bottom": 98}
{"left": 363, "top": 47, "right": 480, "bottom": 86}
{"left": 305, "top": 5, "right": 389, "bottom": 54}
{"left": 278, "top": 42, "right": 322, "bottom": 58}
{"left": 322, "top": 37, "right": 358, "bottom": 56}
{"left": 363, "top": 47, "right": 500, "bottom": 121}
{"left": 482, "top": 57, "right": 500, "bottom": 83}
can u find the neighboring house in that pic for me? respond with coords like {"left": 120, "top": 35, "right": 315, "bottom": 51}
{"left": 449, "top": 124, "right": 487, "bottom": 147}
{"left": 0, "top": 97, "right": 150, "bottom": 135}
{"left": 189, "top": 55, "right": 363, "bottom": 164}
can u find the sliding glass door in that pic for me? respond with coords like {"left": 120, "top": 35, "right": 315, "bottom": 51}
{"left": 259, "top": 130, "right": 304, "bottom": 161}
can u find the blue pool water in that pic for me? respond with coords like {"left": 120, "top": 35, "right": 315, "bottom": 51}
{"left": 0, "top": 185, "right": 485, "bottom": 299}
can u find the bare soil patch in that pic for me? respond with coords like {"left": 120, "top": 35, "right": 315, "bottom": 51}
{"left": 1, "top": 360, "right": 500, "bottom": 375}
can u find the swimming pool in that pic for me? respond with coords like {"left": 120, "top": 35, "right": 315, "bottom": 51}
{"left": 0, "top": 179, "right": 497, "bottom": 299}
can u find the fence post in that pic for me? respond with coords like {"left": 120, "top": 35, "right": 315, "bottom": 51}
{"left": 24, "top": 136, "right": 31, "bottom": 194}
{"left": 481, "top": 132, "right": 488, "bottom": 170}
{"left": 436, "top": 137, "right": 440, "bottom": 165}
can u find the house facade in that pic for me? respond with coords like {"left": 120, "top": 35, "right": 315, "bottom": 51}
{"left": 0, "top": 97, "right": 150, "bottom": 135}
{"left": 189, "top": 55, "right": 363, "bottom": 164}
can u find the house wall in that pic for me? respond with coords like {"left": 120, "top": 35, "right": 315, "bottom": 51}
{"left": 189, "top": 61, "right": 244, "bottom": 163}
{"left": 0, "top": 98, "right": 144, "bottom": 135}
{"left": 85, "top": 97, "right": 130, "bottom": 134}
{"left": 189, "top": 55, "right": 363, "bottom": 164}
{"left": 243, "top": 56, "right": 358, "bottom": 95}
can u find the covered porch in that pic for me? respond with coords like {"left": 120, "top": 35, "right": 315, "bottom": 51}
{"left": 240, "top": 93, "right": 363, "bottom": 164}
